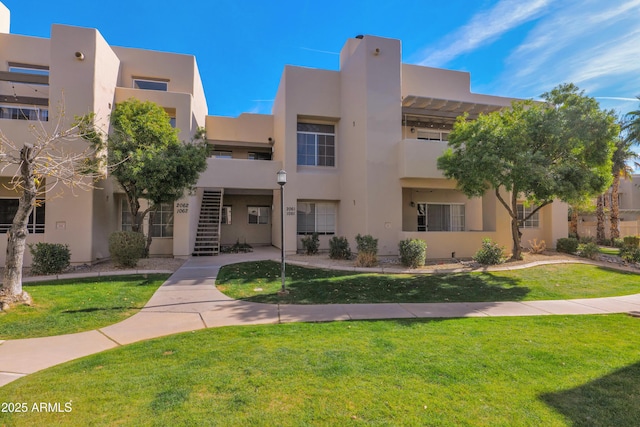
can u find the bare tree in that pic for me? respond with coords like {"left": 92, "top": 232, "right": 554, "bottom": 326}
{"left": 0, "top": 108, "right": 104, "bottom": 309}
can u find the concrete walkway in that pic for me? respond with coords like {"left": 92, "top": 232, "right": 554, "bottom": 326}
{"left": 1, "top": 247, "right": 640, "bottom": 387}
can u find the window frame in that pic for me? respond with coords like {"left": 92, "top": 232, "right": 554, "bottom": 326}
{"left": 221, "top": 206, "right": 232, "bottom": 225}
{"left": 0, "top": 105, "right": 48, "bottom": 121}
{"left": 248, "top": 151, "right": 272, "bottom": 160}
{"left": 416, "top": 202, "right": 465, "bottom": 232}
{"left": 296, "top": 202, "right": 337, "bottom": 235}
{"left": 517, "top": 204, "right": 540, "bottom": 229}
{"left": 150, "top": 202, "right": 174, "bottom": 238}
{"left": 0, "top": 198, "right": 45, "bottom": 234}
{"left": 211, "top": 150, "right": 233, "bottom": 159}
{"left": 132, "top": 78, "right": 169, "bottom": 91}
{"left": 296, "top": 122, "right": 336, "bottom": 167}
{"left": 248, "top": 206, "right": 270, "bottom": 225}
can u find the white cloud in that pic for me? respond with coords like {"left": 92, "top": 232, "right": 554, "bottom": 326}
{"left": 501, "top": 0, "right": 640, "bottom": 104}
{"left": 416, "top": 0, "right": 551, "bottom": 67}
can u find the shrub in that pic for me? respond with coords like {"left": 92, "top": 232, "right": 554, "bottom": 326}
{"left": 623, "top": 236, "right": 640, "bottom": 248}
{"left": 528, "top": 238, "right": 546, "bottom": 254}
{"left": 221, "top": 240, "right": 253, "bottom": 254}
{"left": 329, "top": 236, "right": 351, "bottom": 260}
{"left": 612, "top": 237, "right": 625, "bottom": 248}
{"left": 355, "top": 234, "right": 378, "bottom": 255}
{"left": 556, "top": 237, "right": 579, "bottom": 254}
{"left": 578, "top": 242, "right": 600, "bottom": 260}
{"left": 579, "top": 236, "right": 596, "bottom": 244}
{"left": 355, "top": 252, "right": 378, "bottom": 268}
{"left": 599, "top": 238, "right": 612, "bottom": 247}
{"left": 355, "top": 234, "right": 378, "bottom": 267}
{"left": 473, "top": 238, "right": 506, "bottom": 265}
{"left": 300, "top": 233, "right": 320, "bottom": 255}
{"left": 109, "top": 231, "right": 145, "bottom": 268}
{"left": 398, "top": 239, "right": 427, "bottom": 268}
{"left": 620, "top": 246, "right": 640, "bottom": 263}
{"left": 28, "top": 243, "right": 71, "bottom": 275}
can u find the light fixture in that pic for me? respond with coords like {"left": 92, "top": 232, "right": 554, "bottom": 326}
{"left": 277, "top": 169, "right": 287, "bottom": 186}
{"left": 75, "top": 51, "right": 85, "bottom": 61}
{"left": 277, "top": 170, "right": 287, "bottom": 293}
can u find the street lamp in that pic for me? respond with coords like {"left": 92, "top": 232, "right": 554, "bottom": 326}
{"left": 276, "top": 169, "right": 287, "bottom": 293}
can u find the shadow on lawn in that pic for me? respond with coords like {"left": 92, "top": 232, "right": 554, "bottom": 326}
{"left": 62, "top": 306, "right": 142, "bottom": 314}
{"left": 541, "top": 361, "right": 640, "bottom": 426}
{"left": 240, "top": 272, "right": 528, "bottom": 304}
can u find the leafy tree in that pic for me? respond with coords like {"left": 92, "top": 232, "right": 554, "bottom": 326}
{"left": 106, "top": 99, "right": 207, "bottom": 254}
{"left": 437, "top": 84, "right": 617, "bottom": 260}
{"left": 0, "top": 112, "right": 102, "bottom": 308}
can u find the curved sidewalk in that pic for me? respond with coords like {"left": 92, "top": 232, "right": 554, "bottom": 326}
{"left": 2, "top": 247, "right": 640, "bottom": 387}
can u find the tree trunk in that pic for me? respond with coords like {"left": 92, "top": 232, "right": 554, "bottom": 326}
{"left": 1, "top": 145, "right": 36, "bottom": 304}
{"left": 610, "top": 175, "right": 620, "bottom": 240}
{"left": 510, "top": 191, "right": 523, "bottom": 260}
{"left": 144, "top": 208, "right": 156, "bottom": 258}
{"left": 569, "top": 207, "right": 579, "bottom": 239}
{"left": 596, "top": 194, "right": 606, "bottom": 243}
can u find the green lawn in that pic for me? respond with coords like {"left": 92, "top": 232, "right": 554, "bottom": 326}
{"left": 0, "top": 274, "right": 169, "bottom": 339}
{"left": 1, "top": 315, "right": 639, "bottom": 426}
{"left": 599, "top": 246, "right": 620, "bottom": 256}
{"left": 216, "top": 261, "right": 640, "bottom": 304}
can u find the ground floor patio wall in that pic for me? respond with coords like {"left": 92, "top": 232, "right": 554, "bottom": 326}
{"left": 221, "top": 194, "right": 273, "bottom": 246}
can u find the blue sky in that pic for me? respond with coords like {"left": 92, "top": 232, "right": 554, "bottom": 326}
{"left": 3, "top": 0, "right": 639, "bottom": 119}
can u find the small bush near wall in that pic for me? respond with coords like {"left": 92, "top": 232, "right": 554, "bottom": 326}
{"left": 329, "top": 236, "right": 352, "bottom": 260}
{"left": 473, "top": 239, "right": 506, "bottom": 265}
{"left": 109, "top": 231, "right": 145, "bottom": 268}
{"left": 578, "top": 242, "right": 600, "bottom": 260}
{"left": 398, "top": 239, "right": 427, "bottom": 268}
{"left": 612, "top": 238, "right": 625, "bottom": 248}
{"left": 556, "top": 237, "right": 579, "bottom": 254}
{"left": 300, "top": 233, "right": 320, "bottom": 255}
{"left": 355, "top": 234, "right": 378, "bottom": 267}
{"left": 28, "top": 243, "right": 71, "bottom": 275}
{"left": 623, "top": 236, "right": 640, "bottom": 248}
{"left": 620, "top": 246, "right": 640, "bottom": 263}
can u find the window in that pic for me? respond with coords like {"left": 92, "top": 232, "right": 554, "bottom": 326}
{"left": 0, "top": 199, "right": 45, "bottom": 233}
{"left": 151, "top": 203, "right": 174, "bottom": 237}
{"left": 248, "top": 207, "right": 269, "bottom": 224}
{"left": 248, "top": 151, "right": 271, "bottom": 160}
{"left": 211, "top": 150, "right": 233, "bottom": 159}
{"left": 417, "top": 203, "right": 464, "bottom": 231}
{"left": 417, "top": 129, "right": 449, "bottom": 141}
{"left": 0, "top": 106, "right": 48, "bottom": 121}
{"left": 297, "top": 202, "right": 336, "bottom": 235}
{"left": 121, "top": 199, "right": 132, "bottom": 232}
{"left": 221, "top": 206, "right": 231, "bottom": 225}
{"left": 297, "top": 123, "right": 335, "bottom": 166}
{"left": 133, "top": 78, "right": 168, "bottom": 91}
{"left": 517, "top": 204, "right": 539, "bottom": 228}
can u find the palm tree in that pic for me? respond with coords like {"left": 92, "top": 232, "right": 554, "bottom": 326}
{"left": 611, "top": 99, "right": 640, "bottom": 240}
{"left": 609, "top": 136, "right": 637, "bottom": 239}
{"left": 623, "top": 96, "right": 640, "bottom": 145}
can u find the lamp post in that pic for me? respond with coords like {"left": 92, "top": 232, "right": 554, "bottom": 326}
{"left": 276, "top": 169, "right": 287, "bottom": 293}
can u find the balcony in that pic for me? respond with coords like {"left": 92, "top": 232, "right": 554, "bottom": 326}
{"left": 197, "top": 158, "right": 283, "bottom": 190}
{"left": 397, "top": 138, "right": 448, "bottom": 179}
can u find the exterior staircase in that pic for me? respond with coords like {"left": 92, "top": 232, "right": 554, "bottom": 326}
{"left": 192, "top": 189, "right": 223, "bottom": 256}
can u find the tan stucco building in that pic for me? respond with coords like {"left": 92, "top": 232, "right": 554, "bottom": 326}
{"left": 0, "top": 5, "right": 567, "bottom": 265}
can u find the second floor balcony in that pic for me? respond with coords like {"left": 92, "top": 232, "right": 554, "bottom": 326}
{"left": 197, "top": 157, "right": 283, "bottom": 190}
{"left": 397, "top": 138, "right": 448, "bottom": 180}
